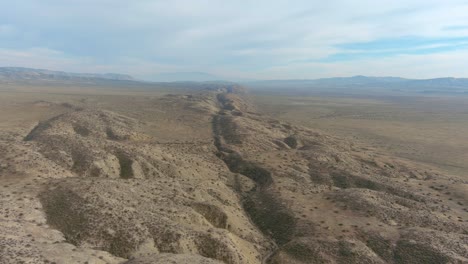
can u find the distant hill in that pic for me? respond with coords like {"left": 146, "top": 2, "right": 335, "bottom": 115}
{"left": 0, "top": 67, "right": 135, "bottom": 82}
{"left": 408, "top": 77, "right": 468, "bottom": 88}
{"left": 149, "top": 72, "right": 223, "bottom": 82}
{"left": 245, "top": 76, "right": 468, "bottom": 95}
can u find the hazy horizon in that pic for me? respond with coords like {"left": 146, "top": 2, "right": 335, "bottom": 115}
{"left": 1, "top": 1, "right": 468, "bottom": 80}
{"left": 3, "top": 66, "right": 468, "bottom": 83}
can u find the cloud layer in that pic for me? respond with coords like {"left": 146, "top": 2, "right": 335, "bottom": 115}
{"left": 1, "top": 0, "right": 468, "bottom": 79}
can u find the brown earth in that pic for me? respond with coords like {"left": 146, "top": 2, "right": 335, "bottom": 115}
{"left": 0, "top": 83, "right": 467, "bottom": 263}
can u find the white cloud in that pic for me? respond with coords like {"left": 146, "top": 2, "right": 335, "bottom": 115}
{"left": 0, "top": 0, "right": 467, "bottom": 79}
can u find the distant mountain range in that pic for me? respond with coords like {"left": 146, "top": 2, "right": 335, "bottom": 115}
{"left": 0, "top": 67, "right": 135, "bottom": 82}
{"left": 2, "top": 67, "right": 468, "bottom": 95}
{"left": 247, "top": 75, "right": 468, "bottom": 87}
{"left": 0, "top": 68, "right": 238, "bottom": 83}
{"left": 245, "top": 75, "right": 468, "bottom": 95}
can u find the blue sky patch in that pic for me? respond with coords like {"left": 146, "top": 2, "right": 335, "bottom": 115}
{"left": 318, "top": 36, "right": 468, "bottom": 62}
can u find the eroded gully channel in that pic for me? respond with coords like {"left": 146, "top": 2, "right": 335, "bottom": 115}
{"left": 211, "top": 93, "right": 297, "bottom": 263}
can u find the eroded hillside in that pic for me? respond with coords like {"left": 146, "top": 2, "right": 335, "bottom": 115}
{"left": 213, "top": 90, "right": 468, "bottom": 263}
{"left": 0, "top": 85, "right": 467, "bottom": 264}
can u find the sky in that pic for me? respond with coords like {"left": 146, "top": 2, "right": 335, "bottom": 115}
{"left": 1, "top": 0, "right": 468, "bottom": 80}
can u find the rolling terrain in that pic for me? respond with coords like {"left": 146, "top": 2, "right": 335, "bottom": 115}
{"left": 252, "top": 92, "right": 468, "bottom": 177}
{"left": 0, "top": 79, "right": 467, "bottom": 263}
